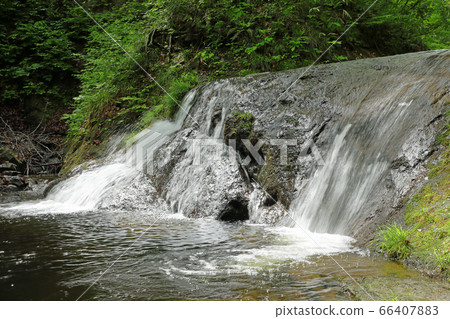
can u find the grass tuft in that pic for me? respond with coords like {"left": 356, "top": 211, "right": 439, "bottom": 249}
{"left": 377, "top": 222, "right": 412, "bottom": 259}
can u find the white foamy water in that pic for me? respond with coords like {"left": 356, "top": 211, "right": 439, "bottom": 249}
{"left": 4, "top": 91, "right": 196, "bottom": 215}
{"left": 228, "top": 227, "right": 356, "bottom": 277}
{"left": 7, "top": 161, "right": 140, "bottom": 213}
{"left": 233, "top": 227, "right": 356, "bottom": 263}
{"left": 160, "top": 223, "right": 357, "bottom": 278}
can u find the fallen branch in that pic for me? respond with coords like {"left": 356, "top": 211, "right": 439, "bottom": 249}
{"left": 0, "top": 117, "right": 64, "bottom": 175}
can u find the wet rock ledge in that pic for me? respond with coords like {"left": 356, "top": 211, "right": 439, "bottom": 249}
{"left": 0, "top": 147, "right": 57, "bottom": 203}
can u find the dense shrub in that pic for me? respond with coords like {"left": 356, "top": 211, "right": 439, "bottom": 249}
{"left": 1, "top": 0, "right": 448, "bottom": 168}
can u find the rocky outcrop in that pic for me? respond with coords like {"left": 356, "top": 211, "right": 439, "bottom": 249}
{"left": 0, "top": 146, "right": 59, "bottom": 203}
{"left": 0, "top": 156, "right": 28, "bottom": 192}
{"left": 148, "top": 50, "right": 449, "bottom": 241}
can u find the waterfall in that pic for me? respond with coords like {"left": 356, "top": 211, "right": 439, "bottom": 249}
{"left": 5, "top": 50, "right": 447, "bottom": 239}
{"left": 286, "top": 116, "right": 394, "bottom": 234}
{"left": 11, "top": 91, "right": 197, "bottom": 213}
{"left": 286, "top": 61, "right": 445, "bottom": 234}
{"left": 163, "top": 80, "right": 247, "bottom": 218}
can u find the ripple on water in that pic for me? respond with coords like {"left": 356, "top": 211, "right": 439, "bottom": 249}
{"left": 0, "top": 208, "right": 441, "bottom": 301}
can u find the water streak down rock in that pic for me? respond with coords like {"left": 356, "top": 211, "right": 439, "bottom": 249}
{"left": 150, "top": 50, "right": 449, "bottom": 241}
{"left": 41, "top": 50, "right": 449, "bottom": 243}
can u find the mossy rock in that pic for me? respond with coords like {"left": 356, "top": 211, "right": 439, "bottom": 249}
{"left": 224, "top": 111, "right": 261, "bottom": 162}
{"left": 341, "top": 276, "right": 450, "bottom": 301}
{"left": 257, "top": 148, "right": 280, "bottom": 197}
{"left": 374, "top": 114, "right": 450, "bottom": 279}
{"left": 223, "top": 111, "right": 290, "bottom": 207}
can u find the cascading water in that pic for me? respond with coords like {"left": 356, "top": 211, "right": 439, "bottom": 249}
{"left": 285, "top": 52, "right": 449, "bottom": 235}
{"left": 10, "top": 90, "right": 196, "bottom": 213}
{"left": 287, "top": 96, "right": 416, "bottom": 234}
{"left": 163, "top": 81, "right": 248, "bottom": 218}
{"left": 1, "top": 51, "right": 448, "bottom": 301}
{"left": 10, "top": 51, "right": 447, "bottom": 234}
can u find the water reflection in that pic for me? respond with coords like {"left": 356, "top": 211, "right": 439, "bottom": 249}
{"left": 0, "top": 209, "right": 437, "bottom": 300}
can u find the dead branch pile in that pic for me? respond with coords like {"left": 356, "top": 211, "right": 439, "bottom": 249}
{"left": 0, "top": 116, "right": 63, "bottom": 175}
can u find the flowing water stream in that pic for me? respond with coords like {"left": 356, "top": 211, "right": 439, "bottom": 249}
{"left": 0, "top": 100, "right": 443, "bottom": 300}
{"left": 1, "top": 51, "right": 449, "bottom": 300}
{"left": 0, "top": 92, "right": 361, "bottom": 300}
{"left": 1, "top": 207, "right": 438, "bottom": 301}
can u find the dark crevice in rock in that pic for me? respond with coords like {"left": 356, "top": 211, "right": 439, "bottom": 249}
{"left": 427, "top": 113, "right": 443, "bottom": 127}
{"left": 311, "top": 118, "right": 330, "bottom": 142}
{"left": 217, "top": 199, "right": 249, "bottom": 222}
{"left": 263, "top": 194, "right": 277, "bottom": 207}
{"left": 390, "top": 156, "right": 410, "bottom": 170}
{"left": 208, "top": 108, "right": 223, "bottom": 136}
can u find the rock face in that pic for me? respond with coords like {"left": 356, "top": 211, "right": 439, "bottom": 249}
{"left": 149, "top": 49, "right": 449, "bottom": 240}
{"left": 0, "top": 147, "right": 45, "bottom": 202}
{"left": 1, "top": 148, "right": 25, "bottom": 193}
{"left": 1, "top": 139, "right": 62, "bottom": 202}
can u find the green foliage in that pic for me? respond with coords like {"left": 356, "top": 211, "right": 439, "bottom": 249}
{"left": 0, "top": 0, "right": 91, "bottom": 125}
{"left": 226, "top": 111, "right": 255, "bottom": 137}
{"left": 136, "top": 71, "right": 198, "bottom": 128}
{"left": 143, "top": 0, "right": 448, "bottom": 73}
{"left": 3, "top": 0, "right": 446, "bottom": 168}
{"left": 355, "top": 0, "right": 449, "bottom": 52}
{"left": 162, "top": 71, "right": 198, "bottom": 117}
{"left": 64, "top": 1, "right": 150, "bottom": 138}
{"left": 377, "top": 222, "right": 412, "bottom": 259}
{"left": 434, "top": 249, "right": 450, "bottom": 271}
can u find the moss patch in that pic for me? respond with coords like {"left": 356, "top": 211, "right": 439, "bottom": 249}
{"left": 224, "top": 111, "right": 255, "bottom": 139}
{"left": 0, "top": 147, "right": 21, "bottom": 166}
{"left": 341, "top": 276, "right": 450, "bottom": 301}
{"left": 224, "top": 111, "right": 259, "bottom": 160}
{"left": 257, "top": 148, "right": 284, "bottom": 205}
